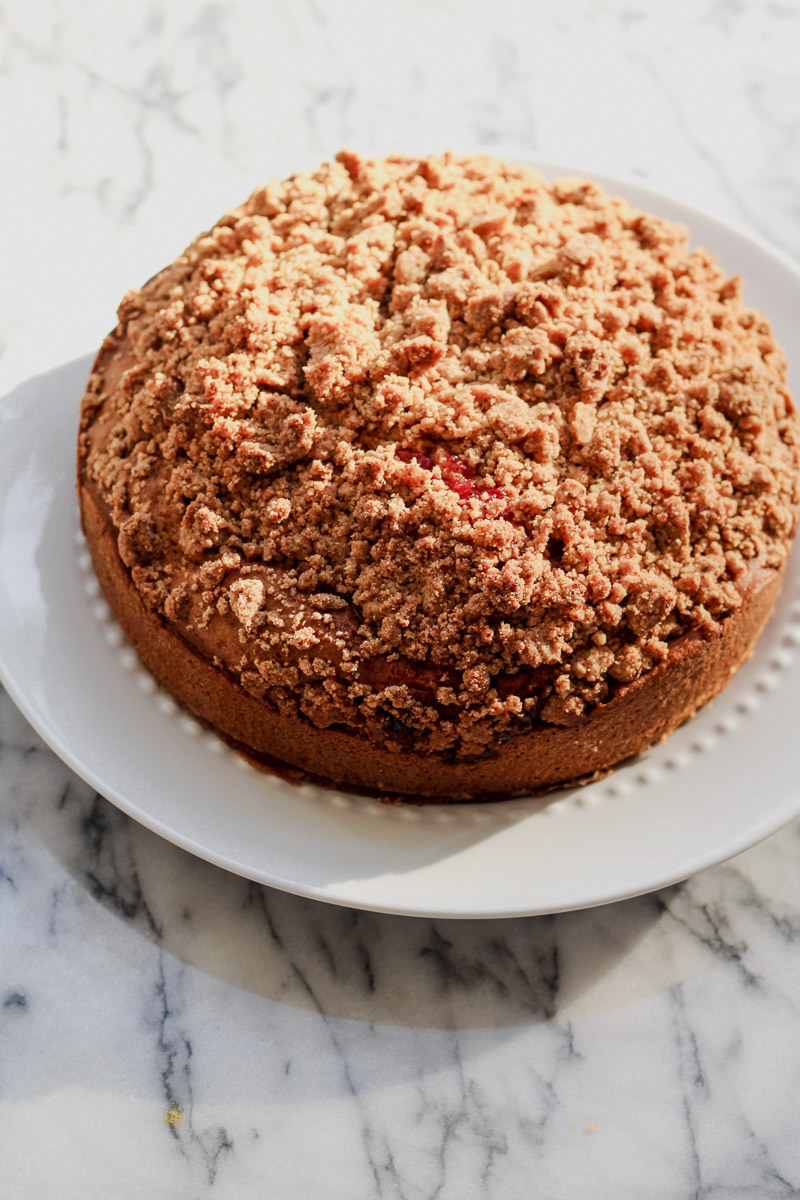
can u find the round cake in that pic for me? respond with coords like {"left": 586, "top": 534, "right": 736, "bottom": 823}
{"left": 78, "top": 152, "right": 800, "bottom": 799}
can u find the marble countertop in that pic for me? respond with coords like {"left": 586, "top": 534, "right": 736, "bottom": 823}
{"left": 2, "top": 2, "right": 800, "bottom": 1196}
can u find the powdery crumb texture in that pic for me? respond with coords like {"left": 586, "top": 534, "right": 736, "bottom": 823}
{"left": 80, "top": 152, "right": 800, "bottom": 759}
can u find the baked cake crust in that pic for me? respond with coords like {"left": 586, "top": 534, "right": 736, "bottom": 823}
{"left": 78, "top": 472, "right": 784, "bottom": 796}
{"left": 77, "top": 153, "right": 800, "bottom": 798}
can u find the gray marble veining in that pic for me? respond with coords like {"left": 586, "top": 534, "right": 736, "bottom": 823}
{"left": 4, "top": 683, "right": 800, "bottom": 1198}
{"left": 2, "top": 1, "right": 800, "bottom": 1196}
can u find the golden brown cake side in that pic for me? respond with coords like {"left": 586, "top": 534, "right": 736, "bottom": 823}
{"left": 78, "top": 471, "right": 784, "bottom": 798}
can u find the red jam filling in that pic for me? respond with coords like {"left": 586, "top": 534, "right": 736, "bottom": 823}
{"left": 398, "top": 449, "right": 512, "bottom": 520}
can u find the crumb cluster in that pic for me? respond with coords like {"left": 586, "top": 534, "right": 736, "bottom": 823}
{"left": 80, "top": 152, "right": 800, "bottom": 758}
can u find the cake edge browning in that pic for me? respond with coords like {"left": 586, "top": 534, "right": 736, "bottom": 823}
{"left": 78, "top": 471, "right": 785, "bottom": 799}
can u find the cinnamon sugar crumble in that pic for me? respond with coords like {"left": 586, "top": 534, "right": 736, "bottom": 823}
{"left": 80, "top": 152, "right": 800, "bottom": 758}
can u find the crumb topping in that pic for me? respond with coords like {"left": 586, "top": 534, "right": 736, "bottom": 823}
{"left": 80, "top": 152, "right": 800, "bottom": 758}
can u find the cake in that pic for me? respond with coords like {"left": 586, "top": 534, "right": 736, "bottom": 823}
{"left": 77, "top": 152, "right": 800, "bottom": 799}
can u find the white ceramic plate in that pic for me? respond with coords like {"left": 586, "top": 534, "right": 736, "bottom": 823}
{"left": 2, "top": 162, "right": 800, "bottom": 918}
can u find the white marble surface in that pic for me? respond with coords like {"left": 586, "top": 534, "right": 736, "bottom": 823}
{"left": 2, "top": 1, "right": 800, "bottom": 1196}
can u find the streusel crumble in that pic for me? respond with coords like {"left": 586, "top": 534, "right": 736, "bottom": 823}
{"left": 78, "top": 152, "right": 800, "bottom": 794}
